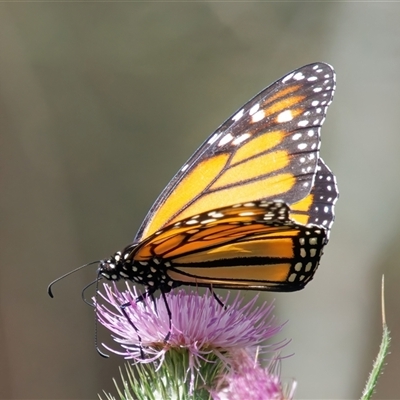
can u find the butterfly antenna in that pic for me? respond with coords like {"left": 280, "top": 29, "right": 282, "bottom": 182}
{"left": 47, "top": 260, "right": 100, "bottom": 298}
{"left": 81, "top": 277, "right": 102, "bottom": 306}
{"left": 93, "top": 274, "right": 109, "bottom": 358}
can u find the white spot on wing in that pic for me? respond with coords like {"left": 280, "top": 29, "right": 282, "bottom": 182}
{"left": 277, "top": 109, "right": 293, "bottom": 123}
{"left": 297, "top": 143, "right": 307, "bottom": 150}
{"left": 305, "top": 262, "right": 313, "bottom": 272}
{"left": 249, "top": 103, "right": 260, "bottom": 116}
{"left": 292, "top": 133, "right": 302, "bottom": 141}
{"left": 232, "top": 109, "right": 244, "bottom": 122}
{"left": 252, "top": 110, "right": 265, "bottom": 123}
{"left": 218, "top": 133, "right": 234, "bottom": 146}
{"left": 208, "top": 133, "right": 221, "bottom": 144}
{"left": 293, "top": 72, "right": 305, "bottom": 80}
{"left": 201, "top": 218, "right": 217, "bottom": 224}
{"left": 298, "top": 120, "right": 309, "bottom": 127}
{"left": 282, "top": 72, "right": 294, "bottom": 83}
{"left": 232, "top": 133, "right": 251, "bottom": 145}
{"left": 295, "top": 262, "right": 302, "bottom": 271}
{"left": 208, "top": 211, "right": 224, "bottom": 218}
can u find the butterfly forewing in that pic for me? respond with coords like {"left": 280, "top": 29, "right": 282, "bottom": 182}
{"left": 135, "top": 63, "right": 336, "bottom": 242}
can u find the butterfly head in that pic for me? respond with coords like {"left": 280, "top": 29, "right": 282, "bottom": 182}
{"left": 98, "top": 245, "right": 139, "bottom": 281}
{"left": 98, "top": 251, "right": 125, "bottom": 281}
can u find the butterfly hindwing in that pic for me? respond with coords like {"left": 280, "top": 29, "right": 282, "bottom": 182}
{"left": 135, "top": 63, "right": 336, "bottom": 242}
{"left": 290, "top": 158, "right": 338, "bottom": 241}
{"left": 130, "top": 200, "right": 327, "bottom": 292}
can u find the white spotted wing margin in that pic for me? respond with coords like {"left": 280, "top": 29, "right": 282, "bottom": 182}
{"left": 290, "top": 158, "right": 338, "bottom": 243}
{"left": 309, "top": 158, "right": 338, "bottom": 241}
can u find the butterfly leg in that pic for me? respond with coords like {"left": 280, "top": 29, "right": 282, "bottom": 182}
{"left": 160, "top": 290, "right": 172, "bottom": 342}
{"left": 120, "top": 288, "right": 171, "bottom": 357}
{"left": 119, "top": 288, "right": 161, "bottom": 359}
{"left": 136, "top": 288, "right": 172, "bottom": 342}
{"left": 208, "top": 286, "right": 227, "bottom": 309}
{"left": 120, "top": 301, "right": 145, "bottom": 359}
{"left": 149, "top": 292, "right": 157, "bottom": 314}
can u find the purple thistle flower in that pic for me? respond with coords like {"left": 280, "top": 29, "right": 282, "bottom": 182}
{"left": 96, "top": 283, "right": 285, "bottom": 366}
{"left": 210, "top": 350, "right": 296, "bottom": 400}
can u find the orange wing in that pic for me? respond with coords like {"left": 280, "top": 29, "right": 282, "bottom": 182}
{"left": 130, "top": 201, "right": 327, "bottom": 292}
{"left": 134, "top": 63, "right": 336, "bottom": 242}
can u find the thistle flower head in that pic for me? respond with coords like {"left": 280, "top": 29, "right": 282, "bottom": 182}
{"left": 96, "top": 283, "right": 290, "bottom": 398}
{"left": 96, "top": 283, "right": 285, "bottom": 366}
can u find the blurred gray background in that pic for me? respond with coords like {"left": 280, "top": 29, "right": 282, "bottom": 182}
{"left": 1, "top": 3, "right": 400, "bottom": 399}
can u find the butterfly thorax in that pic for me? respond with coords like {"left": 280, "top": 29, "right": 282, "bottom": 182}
{"left": 99, "top": 245, "right": 177, "bottom": 293}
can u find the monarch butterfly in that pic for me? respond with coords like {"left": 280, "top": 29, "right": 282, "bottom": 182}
{"left": 48, "top": 62, "right": 338, "bottom": 303}
{"left": 97, "top": 62, "right": 338, "bottom": 296}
